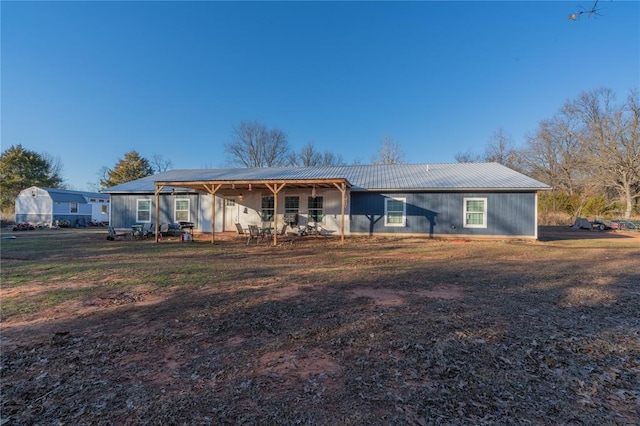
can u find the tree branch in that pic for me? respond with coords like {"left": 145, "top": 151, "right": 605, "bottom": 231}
{"left": 569, "top": 0, "right": 602, "bottom": 20}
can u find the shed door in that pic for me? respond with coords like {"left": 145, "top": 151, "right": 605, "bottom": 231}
{"left": 224, "top": 198, "right": 238, "bottom": 231}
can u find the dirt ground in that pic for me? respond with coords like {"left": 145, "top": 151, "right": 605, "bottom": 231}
{"left": 1, "top": 227, "right": 639, "bottom": 425}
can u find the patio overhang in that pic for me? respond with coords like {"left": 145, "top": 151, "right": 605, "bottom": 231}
{"left": 153, "top": 178, "right": 351, "bottom": 245}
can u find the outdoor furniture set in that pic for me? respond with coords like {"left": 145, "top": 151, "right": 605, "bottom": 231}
{"left": 107, "top": 221, "right": 195, "bottom": 241}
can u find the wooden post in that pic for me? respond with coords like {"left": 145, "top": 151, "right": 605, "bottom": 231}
{"left": 154, "top": 184, "right": 164, "bottom": 242}
{"left": 333, "top": 181, "right": 347, "bottom": 245}
{"left": 340, "top": 182, "right": 346, "bottom": 244}
{"left": 264, "top": 183, "right": 286, "bottom": 246}
{"left": 204, "top": 184, "right": 222, "bottom": 244}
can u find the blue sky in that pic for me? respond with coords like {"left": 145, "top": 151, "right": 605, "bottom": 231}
{"left": 2, "top": 1, "right": 638, "bottom": 190}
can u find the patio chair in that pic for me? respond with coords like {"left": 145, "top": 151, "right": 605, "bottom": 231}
{"left": 143, "top": 223, "right": 154, "bottom": 239}
{"left": 159, "top": 223, "right": 170, "bottom": 238}
{"left": 235, "top": 223, "right": 248, "bottom": 235}
{"left": 107, "top": 226, "right": 127, "bottom": 241}
{"left": 246, "top": 224, "right": 261, "bottom": 245}
{"left": 131, "top": 224, "right": 144, "bottom": 240}
{"left": 276, "top": 223, "right": 288, "bottom": 236}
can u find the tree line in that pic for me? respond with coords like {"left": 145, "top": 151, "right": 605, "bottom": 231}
{"left": 453, "top": 88, "right": 639, "bottom": 222}
{"left": 2, "top": 87, "right": 638, "bottom": 221}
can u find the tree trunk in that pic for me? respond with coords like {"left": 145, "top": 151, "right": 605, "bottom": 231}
{"left": 624, "top": 185, "right": 633, "bottom": 219}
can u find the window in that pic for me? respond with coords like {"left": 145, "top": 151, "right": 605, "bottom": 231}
{"left": 285, "top": 196, "right": 299, "bottom": 214}
{"left": 464, "top": 198, "right": 487, "bottom": 228}
{"left": 70, "top": 202, "right": 78, "bottom": 214}
{"left": 226, "top": 199, "right": 236, "bottom": 207}
{"left": 261, "top": 196, "right": 274, "bottom": 222}
{"left": 385, "top": 197, "right": 406, "bottom": 227}
{"left": 308, "top": 196, "right": 323, "bottom": 223}
{"left": 137, "top": 199, "right": 151, "bottom": 222}
{"left": 175, "top": 199, "right": 190, "bottom": 222}
{"left": 101, "top": 205, "right": 108, "bottom": 215}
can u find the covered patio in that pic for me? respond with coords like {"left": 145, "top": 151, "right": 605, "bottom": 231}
{"left": 152, "top": 177, "right": 351, "bottom": 245}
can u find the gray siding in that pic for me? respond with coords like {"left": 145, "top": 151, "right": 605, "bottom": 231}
{"left": 110, "top": 194, "right": 200, "bottom": 229}
{"left": 350, "top": 192, "right": 537, "bottom": 237}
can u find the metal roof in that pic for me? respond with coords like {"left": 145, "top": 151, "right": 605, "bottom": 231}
{"left": 101, "top": 163, "right": 551, "bottom": 193}
{"left": 37, "top": 187, "right": 109, "bottom": 203}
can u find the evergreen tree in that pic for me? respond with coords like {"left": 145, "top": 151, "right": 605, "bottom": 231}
{"left": 100, "top": 151, "right": 154, "bottom": 188}
{"left": 0, "top": 144, "right": 64, "bottom": 211}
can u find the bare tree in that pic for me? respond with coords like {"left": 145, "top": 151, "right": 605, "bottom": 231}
{"left": 522, "top": 115, "right": 588, "bottom": 196}
{"left": 484, "top": 127, "right": 522, "bottom": 170}
{"left": 88, "top": 166, "right": 111, "bottom": 191}
{"left": 454, "top": 149, "right": 483, "bottom": 163}
{"left": 454, "top": 128, "right": 521, "bottom": 169}
{"left": 150, "top": 153, "right": 173, "bottom": 173}
{"left": 569, "top": 88, "right": 640, "bottom": 219}
{"left": 289, "top": 142, "right": 320, "bottom": 167}
{"left": 225, "top": 120, "right": 290, "bottom": 168}
{"left": 289, "top": 142, "right": 345, "bottom": 167}
{"left": 319, "top": 150, "right": 345, "bottom": 167}
{"left": 372, "top": 135, "right": 405, "bottom": 165}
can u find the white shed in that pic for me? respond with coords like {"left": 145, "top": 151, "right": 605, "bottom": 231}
{"left": 15, "top": 186, "right": 110, "bottom": 227}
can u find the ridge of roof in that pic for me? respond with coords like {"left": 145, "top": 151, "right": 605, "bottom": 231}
{"left": 34, "top": 187, "right": 108, "bottom": 198}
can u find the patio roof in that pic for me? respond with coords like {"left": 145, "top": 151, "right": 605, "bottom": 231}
{"left": 152, "top": 176, "right": 351, "bottom": 246}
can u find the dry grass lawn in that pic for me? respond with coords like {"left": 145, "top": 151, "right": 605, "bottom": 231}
{"left": 1, "top": 227, "right": 639, "bottom": 425}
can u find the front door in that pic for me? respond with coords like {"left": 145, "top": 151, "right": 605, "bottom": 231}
{"left": 224, "top": 198, "right": 238, "bottom": 231}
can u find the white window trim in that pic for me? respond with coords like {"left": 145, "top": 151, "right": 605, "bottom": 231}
{"left": 463, "top": 197, "right": 487, "bottom": 228}
{"left": 70, "top": 202, "right": 78, "bottom": 214}
{"left": 174, "top": 198, "right": 190, "bottom": 223}
{"left": 384, "top": 197, "right": 406, "bottom": 227}
{"left": 136, "top": 199, "right": 152, "bottom": 223}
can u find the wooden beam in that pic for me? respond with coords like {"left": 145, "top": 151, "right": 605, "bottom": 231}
{"left": 154, "top": 178, "right": 350, "bottom": 189}
{"left": 202, "top": 183, "right": 222, "bottom": 244}
{"left": 264, "top": 183, "right": 286, "bottom": 245}
{"left": 333, "top": 182, "right": 346, "bottom": 244}
{"left": 154, "top": 184, "right": 164, "bottom": 242}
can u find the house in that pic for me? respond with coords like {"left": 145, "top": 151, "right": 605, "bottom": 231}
{"left": 101, "top": 163, "right": 550, "bottom": 242}
{"left": 15, "top": 186, "right": 110, "bottom": 227}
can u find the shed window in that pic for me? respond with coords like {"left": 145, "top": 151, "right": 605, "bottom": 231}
{"left": 385, "top": 197, "right": 406, "bottom": 227}
{"left": 101, "top": 205, "right": 108, "bottom": 215}
{"left": 175, "top": 199, "right": 190, "bottom": 222}
{"left": 464, "top": 198, "right": 487, "bottom": 228}
{"left": 308, "top": 196, "right": 323, "bottom": 223}
{"left": 137, "top": 199, "right": 151, "bottom": 222}
{"left": 261, "top": 196, "right": 274, "bottom": 222}
{"left": 70, "top": 203, "right": 78, "bottom": 214}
